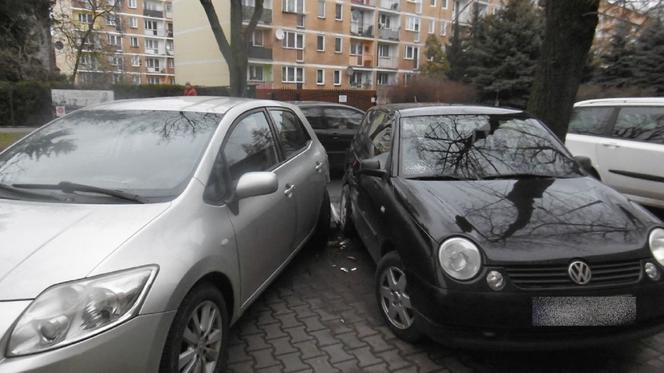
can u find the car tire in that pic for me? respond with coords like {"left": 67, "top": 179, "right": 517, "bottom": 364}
{"left": 376, "top": 251, "right": 423, "bottom": 343}
{"left": 160, "top": 282, "right": 229, "bottom": 373}
{"left": 310, "top": 190, "right": 331, "bottom": 249}
{"left": 339, "top": 184, "right": 356, "bottom": 237}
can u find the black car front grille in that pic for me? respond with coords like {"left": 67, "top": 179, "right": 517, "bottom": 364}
{"left": 505, "top": 259, "right": 643, "bottom": 290}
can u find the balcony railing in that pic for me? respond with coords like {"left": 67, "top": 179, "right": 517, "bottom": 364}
{"left": 242, "top": 6, "right": 273, "bottom": 24}
{"left": 350, "top": 22, "right": 373, "bottom": 37}
{"left": 351, "top": 0, "right": 376, "bottom": 6}
{"left": 379, "top": 0, "right": 400, "bottom": 11}
{"left": 144, "top": 9, "right": 164, "bottom": 18}
{"left": 378, "top": 27, "right": 399, "bottom": 40}
{"left": 378, "top": 56, "right": 398, "bottom": 68}
{"left": 350, "top": 80, "right": 373, "bottom": 89}
{"left": 349, "top": 55, "right": 374, "bottom": 67}
{"left": 248, "top": 45, "right": 273, "bottom": 60}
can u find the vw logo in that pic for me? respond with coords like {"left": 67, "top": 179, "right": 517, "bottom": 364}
{"left": 568, "top": 261, "right": 592, "bottom": 285}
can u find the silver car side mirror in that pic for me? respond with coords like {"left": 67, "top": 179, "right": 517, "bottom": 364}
{"left": 235, "top": 172, "right": 278, "bottom": 200}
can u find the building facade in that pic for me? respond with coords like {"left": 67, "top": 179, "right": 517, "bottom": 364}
{"left": 175, "top": 0, "right": 500, "bottom": 89}
{"left": 54, "top": 0, "right": 175, "bottom": 85}
{"left": 593, "top": 0, "right": 649, "bottom": 54}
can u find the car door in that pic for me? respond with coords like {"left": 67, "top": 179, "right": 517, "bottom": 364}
{"left": 211, "top": 109, "right": 297, "bottom": 306}
{"left": 267, "top": 107, "right": 326, "bottom": 246}
{"left": 595, "top": 106, "right": 664, "bottom": 202}
{"left": 565, "top": 106, "right": 616, "bottom": 179}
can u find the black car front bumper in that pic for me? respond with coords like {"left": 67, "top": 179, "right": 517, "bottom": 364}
{"left": 408, "top": 272, "right": 664, "bottom": 350}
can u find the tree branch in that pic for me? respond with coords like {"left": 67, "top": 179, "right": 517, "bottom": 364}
{"left": 244, "top": 0, "right": 264, "bottom": 40}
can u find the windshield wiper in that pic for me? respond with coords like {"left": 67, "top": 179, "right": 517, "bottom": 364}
{"left": 407, "top": 175, "right": 472, "bottom": 181}
{"left": 481, "top": 173, "right": 556, "bottom": 180}
{"left": 0, "top": 182, "right": 62, "bottom": 201}
{"left": 12, "top": 181, "right": 146, "bottom": 204}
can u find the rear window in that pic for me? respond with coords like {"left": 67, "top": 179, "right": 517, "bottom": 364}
{"left": 568, "top": 107, "right": 613, "bottom": 136}
{"left": 613, "top": 106, "right": 664, "bottom": 144}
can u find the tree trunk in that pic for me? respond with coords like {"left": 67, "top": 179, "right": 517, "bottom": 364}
{"left": 527, "top": 0, "right": 599, "bottom": 140}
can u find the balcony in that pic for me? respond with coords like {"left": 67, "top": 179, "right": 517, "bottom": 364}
{"left": 144, "top": 9, "right": 164, "bottom": 18}
{"left": 378, "top": 26, "right": 399, "bottom": 40}
{"left": 378, "top": 56, "right": 398, "bottom": 68}
{"left": 349, "top": 55, "right": 374, "bottom": 67}
{"left": 350, "top": 22, "right": 374, "bottom": 37}
{"left": 351, "top": 0, "right": 376, "bottom": 6}
{"left": 379, "top": 0, "right": 400, "bottom": 11}
{"left": 242, "top": 6, "right": 273, "bottom": 24}
{"left": 248, "top": 45, "right": 273, "bottom": 60}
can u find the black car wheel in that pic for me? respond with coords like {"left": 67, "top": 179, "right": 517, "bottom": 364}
{"left": 376, "top": 251, "right": 423, "bottom": 343}
{"left": 339, "top": 184, "right": 355, "bottom": 236}
{"left": 160, "top": 283, "right": 229, "bottom": 373}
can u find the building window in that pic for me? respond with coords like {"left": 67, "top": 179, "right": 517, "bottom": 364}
{"left": 106, "top": 15, "right": 117, "bottom": 26}
{"left": 108, "top": 34, "right": 121, "bottom": 47}
{"left": 129, "top": 0, "right": 137, "bottom": 8}
{"left": 146, "top": 58, "right": 160, "bottom": 69}
{"left": 316, "top": 69, "right": 324, "bottom": 85}
{"left": 406, "top": 16, "right": 420, "bottom": 32}
{"left": 442, "top": 0, "right": 448, "bottom": 8}
{"left": 145, "top": 19, "right": 158, "bottom": 35}
{"left": 130, "top": 17, "right": 138, "bottom": 28}
{"left": 249, "top": 65, "right": 264, "bottom": 81}
{"left": 129, "top": 36, "right": 138, "bottom": 48}
{"left": 132, "top": 75, "right": 140, "bottom": 85}
{"left": 282, "top": 66, "right": 304, "bottom": 83}
{"left": 316, "top": 34, "right": 325, "bottom": 51}
{"left": 283, "top": 0, "right": 304, "bottom": 14}
{"left": 440, "top": 20, "right": 448, "bottom": 36}
{"left": 350, "top": 41, "right": 362, "bottom": 55}
{"left": 428, "top": 20, "right": 435, "bottom": 34}
{"left": 78, "top": 13, "right": 93, "bottom": 24}
{"left": 147, "top": 76, "right": 160, "bottom": 85}
{"left": 377, "top": 72, "right": 389, "bottom": 85}
{"left": 335, "top": 3, "right": 342, "bottom": 20}
{"left": 405, "top": 45, "right": 418, "bottom": 60}
{"left": 109, "top": 55, "right": 122, "bottom": 66}
{"left": 430, "top": 0, "right": 436, "bottom": 6}
{"left": 378, "top": 44, "right": 391, "bottom": 57}
{"left": 318, "top": 0, "right": 325, "bottom": 18}
{"left": 131, "top": 55, "right": 140, "bottom": 66}
{"left": 252, "top": 30, "right": 264, "bottom": 46}
{"left": 145, "top": 38, "right": 158, "bottom": 52}
{"left": 333, "top": 70, "right": 341, "bottom": 86}
{"left": 283, "top": 31, "right": 304, "bottom": 49}
{"left": 334, "top": 37, "right": 342, "bottom": 53}
{"left": 167, "top": 58, "right": 174, "bottom": 68}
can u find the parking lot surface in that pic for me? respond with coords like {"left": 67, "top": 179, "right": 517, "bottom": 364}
{"left": 225, "top": 180, "right": 664, "bottom": 373}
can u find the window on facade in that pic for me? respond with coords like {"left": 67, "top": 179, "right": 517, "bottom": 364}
{"left": 147, "top": 76, "right": 159, "bottom": 84}
{"left": 406, "top": 16, "right": 420, "bottom": 32}
{"left": 430, "top": 0, "right": 436, "bottom": 6}
{"left": 405, "top": 45, "right": 418, "bottom": 60}
{"left": 318, "top": 0, "right": 325, "bottom": 17}
{"left": 335, "top": 3, "right": 342, "bottom": 20}
{"left": 78, "top": 13, "right": 93, "bottom": 24}
{"left": 145, "top": 38, "right": 158, "bottom": 51}
{"left": 283, "top": 31, "right": 304, "bottom": 49}
{"left": 428, "top": 20, "right": 435, "bottom": 33}
{"left": 350, "top": 41, "right": 362, "bottom": 55}
{"left": 131, "top": 55, "right": 141, "bottom": 66}
{"left": 268, "top": 110, "right": 311, "bottom": 158}
{"left": 129, "top": 0, "right": 137, "bottom": 8}
{"left": 282, "top": 66, "right": 304, "bottom": 83}
{"left": 252, "top": 30, "right": 264, "bottom": 46}
{"left": 334, "top": 70, "right": 341, "bottom": 85}
{"left": 440, "top": 20, "right": 448, "bottom": 36}
{"left": 130, "top": 37, "right": 139, "bottom": 48}
{"left": 249, "top": 65, "right": 264, "bottom": 81}
{"left": 106, "top": 15, "right": 117, "bottom": 26}
{"left": 335, "top": 37, "right": 342, "bottom": 53}
{"left": 223, "top": 112, "right": 279, "bottom": 182}
{"left": 146, "top": 58, "right": 160, "bottom": 69}
{"left": 316, "top": 34, "right": 325, "bottom": 51}
{"left": 167, "top": 58, "right": 174, "bottom": 68}
{"left": 166, "top": 40, "right": 174, "bottom": 51}
{"left": 108, "top": 34, "right": 121, "bottom": 47}
{"left": 109, "top": 55, "right": 122, "bottom": 66}
{"left": 282, "top": 0, "right": 304, "bottom": 13}
{"left": 130, "top": 17, "right": 138, "bottom": 28}
{"left": 378, "top": 73, "right": 389, "bottom": 85}
{"left": 316, "top": 69, "right": 324, "bottom": 85}
{"left": 379, "top": 14, "right": 391, "bottom": 29}
{"left": 145, "top": 19, "right": 158, "bottom": 34}
{"left": 442, "top": 0, "right": 448, "bottom": 8}
{"left": 378, "top": 44, "right": 391, "bottom": 57}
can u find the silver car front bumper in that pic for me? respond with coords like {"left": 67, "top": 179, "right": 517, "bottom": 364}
{"left": 0, "top": 310, "right": 175, "bottom": 373}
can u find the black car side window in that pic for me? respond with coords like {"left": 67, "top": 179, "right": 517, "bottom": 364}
{"left": 568, "top": 107, "right": 614, "bottom": 136}
{"left": 368, "top": 112, "right": 393, "bottom": 161}
{"left": 269, "top": 109, "right": 311, "bottom": 159}
{"left": 613, "top": 107, "right": 664, "bottom": 144}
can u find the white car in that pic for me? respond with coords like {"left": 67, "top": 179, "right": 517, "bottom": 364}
{"left": 566, "top": 98, "right": 664, "bottom": 209}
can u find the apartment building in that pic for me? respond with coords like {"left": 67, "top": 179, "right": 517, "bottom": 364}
{"left": 594, "top": 0, "right": 649, "bottom": 54}
{"left": 175, "top": 0, "right": 500, "bottom": 89}
{"left": 53, "top": 0, "right": 175, "bottom": 85}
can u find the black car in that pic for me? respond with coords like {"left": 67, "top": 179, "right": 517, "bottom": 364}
{"left": 340, "top": 104, "right": 664, "bottom": 348}
{"left": 292, "top": 102, "right": 365, "bottom": 171}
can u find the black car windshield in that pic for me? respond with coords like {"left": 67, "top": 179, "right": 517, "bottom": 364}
{"left": 0, "top": 110, "right": 222, "bottom": 202}
{"left": 399, "top": 114, "right": 581, "bottom": 179}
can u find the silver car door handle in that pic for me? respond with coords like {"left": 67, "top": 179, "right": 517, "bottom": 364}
{"left": 284, "top": 184, "right": 295, "bottom": 197}
{"left": 602, "top": 142, "right": 620, "bottom": 149}
{"left": 314, "top": 161, "right": 323, "bottom": 172}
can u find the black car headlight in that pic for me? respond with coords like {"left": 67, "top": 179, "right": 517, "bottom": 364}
{"left": 649, "top": 228, "right": 664, "bottom": 266}
{"left": 7, "top": 266, "right": 158, "bottom": 357}
{"left": 438, "top": 237, "right": 482, "bottom": 281}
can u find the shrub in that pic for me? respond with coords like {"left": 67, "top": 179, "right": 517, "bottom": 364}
{"left": 386, "top": 78, "right": 478, "bottom": 104}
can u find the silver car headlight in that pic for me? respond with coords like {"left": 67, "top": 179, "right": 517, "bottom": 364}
{"left": 649, "top": 228, "right": 664, "bottom": 266}
{"left": 438, "top": 237, "right": 482, "bottom": 281}
{"left": 7, "top": 265, "right": 158, "bottom": 357}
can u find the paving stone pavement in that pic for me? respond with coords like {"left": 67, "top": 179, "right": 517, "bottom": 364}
{"left": 225, "top": 180, "right": 664, "bottom": 373}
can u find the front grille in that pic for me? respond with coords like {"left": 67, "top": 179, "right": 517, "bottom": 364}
{"left": 505, "top": 259, "right": 643, "bottom": 290}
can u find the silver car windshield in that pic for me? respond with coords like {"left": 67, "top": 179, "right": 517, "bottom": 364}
{"left": 0, "top": 110, "right": 222, "bottom": 202}
{"left": 400, "top": 114, "right": 581, "bottom": 180}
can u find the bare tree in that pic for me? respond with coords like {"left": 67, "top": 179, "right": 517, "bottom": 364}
{"left": 199, "top": 0, "right": 264, "bottom": 97}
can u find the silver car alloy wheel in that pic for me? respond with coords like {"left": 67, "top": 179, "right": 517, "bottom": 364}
{"left": 379, "top": 266, "right": 415, "bottom": 330}
{"left": 179, "top": 300, "right": 223, "bottom": 373}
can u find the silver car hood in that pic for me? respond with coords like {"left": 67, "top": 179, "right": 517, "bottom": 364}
{"left": 0, "top": 199, "right": 169, "bottom": 300}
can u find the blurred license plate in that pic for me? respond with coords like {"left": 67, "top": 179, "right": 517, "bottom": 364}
{"left": 532, "top": 296, "right": 636, "bottom": 326}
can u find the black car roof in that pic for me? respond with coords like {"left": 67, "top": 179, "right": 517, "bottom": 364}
{"left": 373, "top": 103, "right": 524, "bottom": 118}
{"left": 289, "top": 101, "right": 365, "bottom": 111}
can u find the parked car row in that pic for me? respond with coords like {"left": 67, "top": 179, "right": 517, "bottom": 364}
{"left": 0, "top": 97, "right": 662, "bottom": 372}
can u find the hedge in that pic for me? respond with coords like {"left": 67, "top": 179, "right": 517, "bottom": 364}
{"left": 0, "top": 81, "right": 234, "bottom": 127}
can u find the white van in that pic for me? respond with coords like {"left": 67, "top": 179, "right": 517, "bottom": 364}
{"left": 566, "top": 98, "right": 664, "bottom": 209}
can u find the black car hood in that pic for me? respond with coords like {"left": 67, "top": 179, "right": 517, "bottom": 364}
{"left": 394, "top": 177, "right": 660, "bottom": 263}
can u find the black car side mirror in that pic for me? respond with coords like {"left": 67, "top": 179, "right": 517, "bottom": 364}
{"left": 358, "top": 159, "right": 387, "bottom": 178}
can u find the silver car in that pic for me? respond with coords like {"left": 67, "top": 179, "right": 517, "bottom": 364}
{"left": 0, "top": 97, "right": 330, "bottom": 372}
